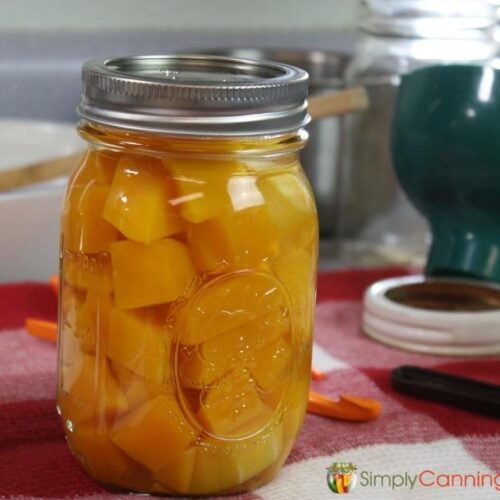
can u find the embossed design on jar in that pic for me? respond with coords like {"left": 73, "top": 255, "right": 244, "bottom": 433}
{"left": 173, "top": 270, "right": 293, "bottom": 439}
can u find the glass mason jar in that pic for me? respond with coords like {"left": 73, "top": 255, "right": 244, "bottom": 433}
{"left": 56, "top": 56, "right": 318, "bottom": 495}
{"left": 337, "top": 0, "right": 498, "bottom": 266}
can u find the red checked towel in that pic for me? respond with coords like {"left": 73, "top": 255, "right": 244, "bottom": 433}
{"left": 1, "top": 268, "right": 499, "bottom": 499}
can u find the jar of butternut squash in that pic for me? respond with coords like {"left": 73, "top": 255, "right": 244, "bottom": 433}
{"left": 57, "top": 55, "right": 318, "bottom": 496}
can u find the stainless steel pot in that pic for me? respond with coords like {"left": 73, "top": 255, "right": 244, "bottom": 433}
{"left": 178, "top": 49, "right": 350, "bottom": 237}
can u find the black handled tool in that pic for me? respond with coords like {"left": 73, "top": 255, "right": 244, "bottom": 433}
{"left": 391, "top": 365, "right": 500, "bottom": 418}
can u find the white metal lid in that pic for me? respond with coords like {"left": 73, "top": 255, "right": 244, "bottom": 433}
{"left": 362, "top": 275, "right": 500, "bottom": 356}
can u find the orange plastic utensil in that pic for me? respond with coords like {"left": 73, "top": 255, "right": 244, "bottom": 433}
{"left": 25, "top": 318, "right": 57, "bottom": 343}
{"left": 311, "top": 367, "right": 327, "bottom": 381}
{"left": 49, "top": 275, "right": 60, "bottom": 294}
{"left": 308, "top": 390, "right": 381, "bottom": 422}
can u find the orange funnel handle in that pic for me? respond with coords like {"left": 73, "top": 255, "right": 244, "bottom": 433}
{"left": 308, "top": 390, "right": 381, "bottom": 422}
{"left": 25, "top": 319, "right": 57, "bottom": 343}
{"left": 49, "top": 275, "right": 60, "bottom": 294}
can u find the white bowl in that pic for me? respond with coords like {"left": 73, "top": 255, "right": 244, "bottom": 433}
{"left": 0, "top": 119, "right": 84, "bottom": 282}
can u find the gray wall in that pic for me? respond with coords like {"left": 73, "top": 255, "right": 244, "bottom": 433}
{"left": 0, "top": 0, "right": 359, "bottom": 32}
{"left": 0, "top": 1, "right": 358, "bottom": 122}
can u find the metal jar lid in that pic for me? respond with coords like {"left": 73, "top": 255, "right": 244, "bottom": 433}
{"left": 77, "top": 55, "right": 310, "bottom": 136}
{"left": 363, "top": 275, "right": 500, "bottom": 356}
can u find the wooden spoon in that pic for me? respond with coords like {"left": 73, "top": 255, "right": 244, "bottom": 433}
{"left": 308, "top": 86, "right": 369, "bottom": 121}
{"left": 0, "top": 152, "right": 84, "bottom": 194}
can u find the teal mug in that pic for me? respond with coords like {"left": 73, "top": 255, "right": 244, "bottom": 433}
{"left": 392, "top": 64, "right": 500, "bottom": 283}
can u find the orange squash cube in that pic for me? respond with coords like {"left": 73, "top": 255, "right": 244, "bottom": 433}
{"left": 59, "top": 286, "right": 87, "bottom": 361}
{"left": 258, "top": 170, "right": 317, "bottom": 247}
{"left": 67, "top": 424, "right": 150, "bottom": 489}
{"left": 107, "top": 306, "right": 169, "bottom": 385}
{"left": 112, "top": 395, "right": 197, "bottom": 472}
{"left": 281, "top": 374, "right": 309, "bottom": 440}
{"left": 197, "top": 368, "right": 269, "bottom": 438}
{"left": 154, "top": 426, "right": 283, "bottom": 495}
{"left": 177, "top": 271, "right": 289, "bottom": 346}
{"left": 186, "top": 206, "right": 278, "bottom": 273}
{"left": 272, "top": 247, "right": 316, "bottom": 336}
{"left": 63, "top": 253, "right": 114, "bottom": 293}
{"left": 250, "top": 337, "right": 291, "bottom": 391}
{"left": 63, "top": 183, "right": 120, "bottom": 253}
{"left": 94, "top": 151, "right": 119, "bottom": 185}
{"left": 259, "top": 378, "right": 288, "bottom": 410}
{"left": 59, "top": 354, "right": 128, "bottom": 424}
{"left": 201, "top": 309, "right": 289, "bottom": 366}
{"left": 167, "top": 159, "right": 245, "bottom": 223}
{"left": 84, "top": 290, "right": 112, "bottom": 333}
{"left": 179, "top": 311, "right": 289, "bottom": 388}
{"left": 61, "top": 284, "right": 86, "bottom": 317}
{"left": 190, "top": 428, "right": 283, "bottom": 495}
{"left": 110, "top": 239, "right": 196, "bottom": 309}
{"left": 103, "top": 156, "right": 182, "bottom": 244}
{"left": 178, "top": 346, "right": 219, "bottom": 389}
{"left": 70, "top": 150, "right": 117, "bottom": 187}
{"left": 67, "top": 291, "right": 112, "bottom": 355}
{"left": 72, "top": 294, "right": 96, "bottom": 355}
{"left": 153, "top": 446, "right": 197, "bottom": 494}
{"left": 59, "top": 324, "right": 84, "bottom": 370}
{"left": 110, "top": 361, "right": 164, "bottom": 410}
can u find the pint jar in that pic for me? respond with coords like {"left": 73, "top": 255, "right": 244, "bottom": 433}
{"left": 57, "top": 55, "right": 318, "bottom": 496}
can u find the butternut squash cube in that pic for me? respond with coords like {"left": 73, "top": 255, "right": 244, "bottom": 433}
{"left": 178, "top": 346, "right": 219, "bottom": 389}
{"left": 59, "top": 354, "right": 128, "bottom": 424}
{"left": 250, "top": 337, "right": 291, "bottom": 391}
{"left": 70, "top": 150, "right": 117, "bottom": 187}
{"left": 59, "top": 325, "right": 84, "bottom": 370}
{"left": 191, "top": 427, "right": 283, "bottom": 495}
{"left": 152, "top": 446, "right": 197, "bottom": 494}
{"left": 110, "top": 239, "right": 196, "bottom": 309}
{"left": 259, "top": 378, "right": 287, "bottom": 410}
{"left": 61, "top": 284, "right": 86, "bottom": 318}
{"left": 69, "top": 291, "right": 112, "bottom": 355}
{"left": 107, "top": 306, "right": 169, "bottom": 385}
{"left": 179, "top": 311, "right": 288, "bottom": 388}
{"left": 112, "top": 395, "right": 197, "bottom": 472}
{"left": 63, "top": 183, "right": 119, "bottom": 253}
{"left": 154, "top": 427, "right": 283, "bottom": 495}
{"left": 177, "top": 272, "right": 287, "bottom": 346}
{"left": 67, "top": 424, "right": 149, "bottom": 490}
{"left": 272, "top": 247, "right": 316, "bottom": 337}
{"left": 197, "top": 368, "right": 269, "bottom": 438}
{"left": 111, "top": 361, "right": 164, "bottom": 410}
{"left": 63, "top": 252, "right": 114, "bottom": 294}
{"left": 167, "top": 159, "right": 245, "bottom": 223}
{"left": 103, "top": 156, "right": 182, "bottom": 244}
{"left": 59, "top": 286, "right": 87, "bottom": 362}
{"left": 94, "top": 151, "right": 119, "bottom": 185}
{"left": 258, "top": 170, "right": 317, "bottom": 247}
{"left": 186, "top": 206, "right": 277, "bottom": 273}
{"left": 200, "top": 310, "right": 289, "bottom": 367}
{"left": 281, "top": 374, "right": 309, "bottom": 441}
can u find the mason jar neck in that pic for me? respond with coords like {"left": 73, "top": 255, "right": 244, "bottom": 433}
{"left": 78, "top": 120, "right": 308, "bottom": 160}
{"left": 347, "top": 2, "right": 499, "bottom": 82}
{"left": 350, "top": 35, "right": 499, "bottom": 78}
{"left": 360, "top": 0, "right": 497, "bottom": 40}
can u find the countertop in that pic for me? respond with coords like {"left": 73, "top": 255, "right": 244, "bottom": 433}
{"left": 2, "top": 268, "right": 499, "bottom": 499}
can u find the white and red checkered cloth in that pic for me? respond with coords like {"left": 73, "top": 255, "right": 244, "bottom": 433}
{"left": 1, "top": 268, "right": 499, "bottom": 499}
